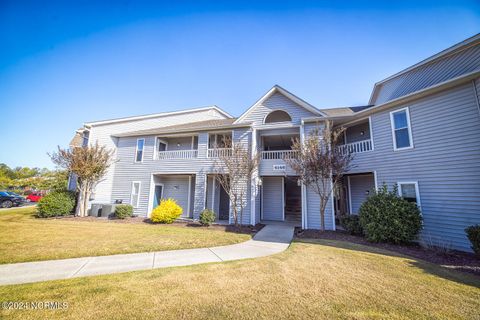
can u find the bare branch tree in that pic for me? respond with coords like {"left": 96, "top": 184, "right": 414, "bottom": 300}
{"left": 213, "top": 135, "right": 260, "bottom": 228}
{"left": 49, "top": 143, "right": 115, "bottom": 217}
{"left": 286, "top": 121, "right": 353, "bottom": 231}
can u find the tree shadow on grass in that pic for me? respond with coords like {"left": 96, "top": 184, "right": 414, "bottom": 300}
{"left": 296, "top": 238, "right": 480, "bottom": 289}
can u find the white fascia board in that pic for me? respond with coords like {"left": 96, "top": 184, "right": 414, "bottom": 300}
{"left": 84, "top": 106, "right": 232, "bottom": 127}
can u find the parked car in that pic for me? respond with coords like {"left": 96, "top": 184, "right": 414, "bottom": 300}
{"left": 6, "top": 191, "right": 24, "bottom": 199}
{"left": 26, "top": 192, "right": 43, "bottom": 202}
{"left": 0, "top": 191, "right": 25, "bottom": 208}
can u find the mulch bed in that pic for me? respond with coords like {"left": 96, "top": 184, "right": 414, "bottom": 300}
{"left": 46, "top": 214, "right": 263, "bottom": 235}
{"left": 295, "top": 228, "right": 480, "bottom": 276}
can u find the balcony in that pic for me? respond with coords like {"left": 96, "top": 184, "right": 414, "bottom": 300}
{"left": 207, "top": 148, "right": 232, "bottom": 158}
{"left": 261, "top": 150, "right": 298, "bottom": 160}
{"left": 338, "top": 139, "right": 373, "bottom": 154}
{"left": 155, "top": 150, "right": 198, "bottom": 160}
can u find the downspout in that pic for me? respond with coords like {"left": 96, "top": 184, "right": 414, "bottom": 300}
{"left": 472, "top": 79, "right": 480, "bottom": 118}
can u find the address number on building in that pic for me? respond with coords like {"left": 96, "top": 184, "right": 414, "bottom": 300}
{"left": 273, "top": 165, "right": 286, "bottom": 171}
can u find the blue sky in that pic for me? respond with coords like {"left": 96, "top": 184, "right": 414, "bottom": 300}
{"left": 1, "top": 1, "right": 479, "bottom": 169}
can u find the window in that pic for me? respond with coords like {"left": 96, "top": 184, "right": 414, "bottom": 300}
{"left": 264, "top": 110, "right": 292, "bottom": 124}
{"left": 390, "top": 107, "right": 413, "bottom": 150}
{"left": 135, "top": 138, "right": 145, "bottom": 162}
{"left": 397, "top": 182, "right": 421, "bottom": 207}
{"left": 82, "top": 131, "right": 89, "bottom": 147}
{"left": 130, "top": 181, "right": 141, "bottom": 208}
{"left": 156, "top": 138, "right": 167, "bottom": 152}
{"left": 208, "top": 133, "right": 231, "bottom": 148}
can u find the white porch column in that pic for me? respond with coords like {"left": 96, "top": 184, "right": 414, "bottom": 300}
{"left": 250, "top": 128, "right": 258, "bottom": 226}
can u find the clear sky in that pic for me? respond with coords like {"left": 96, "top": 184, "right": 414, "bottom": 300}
{"left": 1, "top": 0, "right": 479, "bottom": 169}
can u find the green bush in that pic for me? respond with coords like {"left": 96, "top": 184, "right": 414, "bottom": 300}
{"left": 465, "top": 225, "right": 480, "bottom": 255}
{"left": 199, "top": 209, "right": 216, "bottom": 226}
{"left": 339, "top": 215, "right": 363, "bottom": 235}
{"left": 358, "top": 184, "right": 422, "bottom": 244}
{"left": 150, "top": 198, "right": 183, "bottom": 224}
{"left": 115, "top": 204, "right": 133, "bottom": 219}
{"left": 37, "top": 191, "right": 76, "bottom": 218}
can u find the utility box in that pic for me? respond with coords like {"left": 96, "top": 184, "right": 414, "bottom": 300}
{"left": 90, "top": 204, "right": 103, "bottom": 217}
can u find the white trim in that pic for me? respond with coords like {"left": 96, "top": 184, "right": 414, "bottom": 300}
{"left": 154, "top": 137, "right": 168, "bottom": 160}
{"left": 347, "top": 176, "right": 352, "bottom": 215}
{"left": 235, "top": 85, "right": 326, "bottom": 123}
{"left": 250, "top": 128, "right": 257, "bottom": 226}
{"left": 262, "top": 109, "right": 293, "bottom": 124}
{"left": 260, "top": 182, "right": 264, "bottom": 221}
{"left": 397, "top": 181, "right": 421, "bottom": 208}
{"left": 282, "top": 177, "right": 285, "bottom": 221}
{"left": 330, "top": 177, "right": 335, "bottom": 231}
{"left": 300, "top": 121, "right": 306, "bottom": 229}
{"left": 389, "top": 107, "right": 414, "bottom": 151}
{"left": 134, "top": 138, "right": 145, "bottom": 163}
{"left": 373, "top": 171, "right": 378, "bottom": 191}
{"left": 211, "top": 176, "right": 216, "bottom": 213}
{"left": 85, "top": 106, "right": 233, "bottom": 127}
{"left": 147, "top": 175, "right": 155, "bottom": 216}
{"left": 368, "top": 116, "right": 374, "bottom": 151}
{"left": 187, "top": 175, "right": 192, "bottom": 218}
{"left": 130, "top": 181, "right": 141, "bottom": 208}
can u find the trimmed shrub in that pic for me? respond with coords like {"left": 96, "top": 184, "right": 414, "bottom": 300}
{"left": 199, "top": 209, "right": 216, "bottom": 226}
{"left": 339, "top": 215, "right": 363, "bottom": 236}
{"left": 150, "top": 198, "right": 183, "bottom": 224}
{"left": 358, "top": 184, "right": 422, "bottom": 244}
{"left": 115, "top": 204, "right": 133, "bottom": 219}
{"left": 37, "top": 191, "right": 76, "bottom": 218}
{"left": 465, "top": 225, "right": 480, "bottom": 255}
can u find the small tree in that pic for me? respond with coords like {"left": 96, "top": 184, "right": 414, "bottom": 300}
{"left": 286, "top": 121, "right": 353, "bottom": 231}
{"left": 50, "top": 143, "right": 114, "bottom": 217}
{"left": 214, "top": 136, "right": 259, "bottom": 227}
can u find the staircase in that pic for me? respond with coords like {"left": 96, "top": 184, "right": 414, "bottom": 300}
{"left": 285, "top": 196, "right": 301, "bottom": 222}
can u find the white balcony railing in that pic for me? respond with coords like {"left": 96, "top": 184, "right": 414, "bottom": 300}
{"left": 338, "top": 139, "right": 373, "bottom": 154}
{"left": 261, "top": 150, "right": 298, "bottom": 160}
{"left": 207, "top": 148, "right": 232, "bottom": 158}
{"left": 156, "top": 150, "right": 198, "bottom": 160}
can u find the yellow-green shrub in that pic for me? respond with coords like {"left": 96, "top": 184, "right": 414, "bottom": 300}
{"left": 150, "top": 198, "right": 183, "bottom": 224}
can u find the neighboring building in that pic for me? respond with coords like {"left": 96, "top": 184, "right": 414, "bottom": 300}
{"left": 74, "top": 34, "right": 480, "bottom": 252}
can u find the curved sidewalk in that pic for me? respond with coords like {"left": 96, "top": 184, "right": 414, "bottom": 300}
{"left": 0, "top": 223, "right": 295, "bottom": 286}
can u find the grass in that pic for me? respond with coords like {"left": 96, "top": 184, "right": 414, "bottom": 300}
{"left": 0, "top": 207, "right": 250, "bottom": 264}
{"left": 1, "top": 239, "right": 479, "bottom": 319}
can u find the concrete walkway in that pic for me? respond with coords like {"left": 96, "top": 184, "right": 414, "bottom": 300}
{"left": 0, "top": 224, "right": 294, "bottom": 286}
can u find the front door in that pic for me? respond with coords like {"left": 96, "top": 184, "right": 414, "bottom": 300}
{"left": 153, "top": 185, "right": 163, "bottom": 209}
{"left": 218, "top": 185, "right": 230, "bottom": 220}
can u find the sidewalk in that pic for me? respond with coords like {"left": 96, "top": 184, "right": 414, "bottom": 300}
{"left": 0, "top": 224, "right": 294, "bottom": 286}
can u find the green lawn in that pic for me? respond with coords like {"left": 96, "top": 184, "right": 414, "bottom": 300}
{"left": 1, "top": 239, "right": 479, "bottom": 320}
{"left": 0, "top": 207, "right": 250, "bottom": 264}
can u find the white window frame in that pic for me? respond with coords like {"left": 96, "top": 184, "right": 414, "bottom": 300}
{"left": 135, "top": 138, "right": 145, "bottom": 163}
{"left": 397, "top": 181, "right": 421, "bottom": 208}
{"left": 390, "top": 107, "right": 414, "bottom": 151}
{"left": 154, "top": 137, "right": 168, "bottom": 159}
{"left": 130, "top": 181, "right": 141, "bottom": 208}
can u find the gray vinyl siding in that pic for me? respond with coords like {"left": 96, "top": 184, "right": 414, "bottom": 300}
{"left": 239, "top": 92, "right": 318, "bottom": 126}
{"left": 346, "top": 121, "right": 370, "bottom": 143}
{"left": 348, "top": 174, "right": 375, "bottom": 214}
{"left": 88, "top": 108, "right": 227, "bottom": 206}
{"left": 162, "top": 136, "right": 196, "bottom": 151}
{"left": 155, "top": 175, "right": 191, "bottom": 218}
{"left": 262, "top": 177, "right": 283, "bottom": 221}
{"left": 348, "top": 82, "right": 480, "bottom": 251}
{"left": 303, "top": 122, "right": 335, "bottom": 230}
{"left": 372, "top": 43, "right": 480, "bottom": 104}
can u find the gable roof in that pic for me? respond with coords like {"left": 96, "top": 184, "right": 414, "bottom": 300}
{"left": 114, "top": 118, "right": 252, "bottom": 138}
{"left": 234, "top": 85, "right": 326, "bottom": 123}
{"left": 369, "top": 33, "right": 480, "bottom": 105}
{"left": 84, "top": 106, "right": 233, "bottom": 127}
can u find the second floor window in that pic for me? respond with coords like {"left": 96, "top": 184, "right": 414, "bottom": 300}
{"left": 390, "top": 107, "right": 413, "bottom": 150}
{"left": 135, "top": 139, "right": 145, "bottom": 162}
